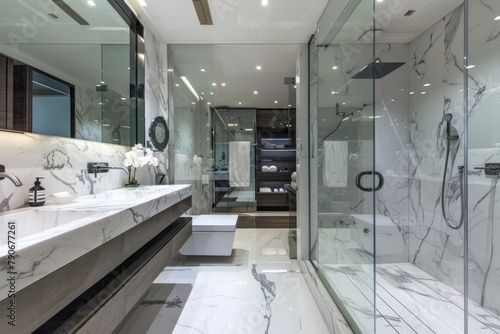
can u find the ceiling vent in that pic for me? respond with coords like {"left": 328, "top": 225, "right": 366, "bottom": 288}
{"left": 47, "top": 13, "right": 59, "bottom": 19}
{"left": 51, "top": 0, "right": 89, "bottom": 25}
{"left": 404, "top": 10, "right": 416, "bottom": 16}
{"left": 192, "top": 0, "right": 213, "bottom": 25}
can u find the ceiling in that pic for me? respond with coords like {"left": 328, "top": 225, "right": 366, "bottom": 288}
{"left": 169, "top": 44, "right": 299, "bottom": 109}
{"left": 130, "top": 0, "right": 464, "bottom": 109}
{"left": 0, "top": 0, "right": 129, "bottom": 44}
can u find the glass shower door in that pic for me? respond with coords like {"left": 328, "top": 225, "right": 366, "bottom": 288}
{"left": 309, "top": 0, "right": 376, "bottom": 333}
{"left": 467, "top": 0, "right": 500, "bottom": 331}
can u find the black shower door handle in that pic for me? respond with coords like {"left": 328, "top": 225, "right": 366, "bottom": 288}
{"left": 355, "top": 171, "right": 384, "bottom": 192}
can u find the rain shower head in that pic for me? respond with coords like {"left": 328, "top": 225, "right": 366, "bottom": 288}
{"left": 351, "top": 60, "right": 405, "bottom": 79}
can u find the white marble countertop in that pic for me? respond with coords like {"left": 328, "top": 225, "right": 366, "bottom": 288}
{"left": 0, "top": 184, "right": 191, "bottom": 301}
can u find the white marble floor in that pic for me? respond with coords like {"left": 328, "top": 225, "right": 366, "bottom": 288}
{"left": 321, "top": 262, "right": 500, "bottom": 334}
{"left": 114, "top": 229, "right": 329, "bottom": 334}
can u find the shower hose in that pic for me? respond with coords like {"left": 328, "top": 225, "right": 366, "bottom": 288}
{"left": 441, "top": 133, "right": 464, "bottom": 230}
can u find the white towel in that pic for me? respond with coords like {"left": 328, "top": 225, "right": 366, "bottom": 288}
{"left": 229, "top": 141, "right": 250, "bottom": 187}
{"left": 323, "top": 141, "right": 348, "bottom": 187}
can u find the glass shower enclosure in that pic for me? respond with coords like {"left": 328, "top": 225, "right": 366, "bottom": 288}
{"left": 309, "top": 0, "right": 500, "bottom": 333}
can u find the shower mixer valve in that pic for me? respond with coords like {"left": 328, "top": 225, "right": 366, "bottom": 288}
{"left": 474, "top": 163, "right": 500, "bottom": 176}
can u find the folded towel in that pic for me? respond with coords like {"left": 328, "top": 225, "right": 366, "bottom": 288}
{"left": 291, "top": 171, "right": 297, "bottom": 182}
{"left": 259, "top": 187, "right": 272, "bottom": 193}
{"left": 275, "top": 144, "right": 285, "bottom": 149}
{"left": 274, "top": 188, "right": 279, "bottom": 192}
{"left": 291, "top": 181, "right": 297, "bottom": 190}
{"left": 229, "top": 141, "right": 250, "bottom": 187}
{"left": 262, "top": 166, "right": 270, "bottom": 172}
{"left": 323, "top": 141, "right": 348, "bottom": 187}
{"left": 264, "top": 142, "right": 276, "bottom": 149}
{"left": 279, "top": 188, "right": 285, "bottom": 192}
{"left": 268, "top": 166, "right": 277, "bottom": 172}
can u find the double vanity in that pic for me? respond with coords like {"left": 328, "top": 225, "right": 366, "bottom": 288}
{"left": 0, "top": 184, "right": 192, "bottom": 333}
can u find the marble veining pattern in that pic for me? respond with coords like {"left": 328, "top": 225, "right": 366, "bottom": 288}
{"left": 0, "top": 185, "right": 191, "bottom": 301}
{"left": 144, "top": 27, "right": 169, "bottom": 185}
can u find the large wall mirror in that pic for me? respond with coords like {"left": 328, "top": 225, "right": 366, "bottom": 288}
{"left": 0, "top": 0, "right": 144, "bottom": 146}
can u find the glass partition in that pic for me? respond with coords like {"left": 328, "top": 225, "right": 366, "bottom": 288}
{"left": 212, "top": 108, "right": 257, "bottom": 213}
{"left": 467, "top": 0, "right": 500, "bottom": 331}
{"left": 310, "top": 0, "right": 376, "bottom": 332}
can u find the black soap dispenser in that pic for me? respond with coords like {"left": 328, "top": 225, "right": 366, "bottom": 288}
{"left": 29, "top": 177, "right": 46, "bottom": 207}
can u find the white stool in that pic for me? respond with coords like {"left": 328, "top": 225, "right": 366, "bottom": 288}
{"left": 179, "top": 215, "right": 238, "bottom": 256}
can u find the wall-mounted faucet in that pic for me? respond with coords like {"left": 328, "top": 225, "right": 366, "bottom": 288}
{"left": 0, "top": 164, "right": 23, "bottom": 187}
{"left": 87, "top": 162, "right": 129, "bottom": 177}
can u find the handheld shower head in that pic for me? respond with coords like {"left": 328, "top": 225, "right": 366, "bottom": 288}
{"left": 443, "top": 113, "right": 454, "bottom": 139}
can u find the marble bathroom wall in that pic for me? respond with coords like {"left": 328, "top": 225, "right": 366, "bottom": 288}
{"left": 0, "top": 131, "right": 128, "bottom": 212}
{"left": 143, "top": 27, "right": 169, "bottom": 185}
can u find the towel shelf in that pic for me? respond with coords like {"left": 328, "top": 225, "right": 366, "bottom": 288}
{"left": 255, "top": 108, "right": 296, "bottom": 211}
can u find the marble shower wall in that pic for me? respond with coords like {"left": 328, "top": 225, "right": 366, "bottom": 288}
{"left": 406, "top": 2, "right": 500, "bottom": 315}
{"left": 406, "top": 4, "right": 466, "bottom": 296}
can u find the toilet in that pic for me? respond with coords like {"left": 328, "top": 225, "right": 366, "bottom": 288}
{"left": 179, "top": 215, "right": 238, "bottom": 256}
{"left": 350, "top": 214, "right": 407, "bottom": 263}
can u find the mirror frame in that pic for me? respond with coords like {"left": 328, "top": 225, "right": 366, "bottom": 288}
{"left": 148, "top": 116, "right": 169, "bottom": 151}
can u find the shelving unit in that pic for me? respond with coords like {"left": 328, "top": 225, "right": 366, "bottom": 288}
{"left": 255, "top": 108, "right": 296, "bottom": 211}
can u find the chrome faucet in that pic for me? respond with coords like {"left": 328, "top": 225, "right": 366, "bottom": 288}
{"left": 0, "top": 164, "right": 23, "bottom": 187}
{"left": 87, "top": 162, "right": 129, "bottom": 177}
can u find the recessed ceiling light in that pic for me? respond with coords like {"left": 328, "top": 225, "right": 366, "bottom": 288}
{"left": 167, "top": 69, "right": 173, "bottom": 72}
{"left": 294, "top": 85, "right": 296, "bottom": 88}
{"left": 342, "top": 102, "right": 346, "bottom": 105}
{"left": 495, "top": 16, "right": 500, "bottom": 21}
{"left": 288, "top": 104, "right": 291, "bottom": 107}
{"left": 207, "top": 102, "right": 211, "bottom": 105}
{"left": 409, "top": 92, "right": 414, "bottom": 95}
{"left": 175, "top": 84, "right": 179, "bottom": 87}
{"left": 121, "top": 97, "right": 126, "bottom": 100}
{"left": 221, "top": 83, "right": 226, "bottom": 86}
{"left": 87, "top": 0, "right": 96, "bottom": 6}
{"left": 261, "top": 0, "right": 269, "bottom": 6}
{"left": 254, "top": 91, "right": 258, "bottom": 94}
{"left": 138, "top": 0, "right": 147, "bottom": 6}
{"left": 201, "top": 69, "right": 205, "bottom": 72}
{"left": 423, "top": 83, "right": 431, "bottom": 87}
{"left": 421, "top": 92, "right": 426, "bottom": 94}
{"left": 256, "top": 65, "right": 262, "bottom": 70}
{"left": 376, "top": 0, "right": 383, "bottom": 2}
{"left": 391, "top": 99, "right": 395, "bottom": 102}
{"left": 192, "top": 102, "right": 195, "bottom": 104}
{"left": 332, "top": 66, "right": 338, "bottom": 70}
{"left": 331, "top": 91, "right": 336, "bottom": 94}
{"left": 210, "top": 92, "right": 214, "bottom": 95}
{"left": 466, "top": 65, "right": 476, "bottom": 69}
{"left": 274, "top": 101, "right": 278, "bottom": 104}
{"left": 201, "top": 92, "right": 205, "bottom": 95}
{"left": 212, "top": 83, "right": 216, "bottom": 86}
{"left": 239, "top": 102, "right": 242, "bottom": 105}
